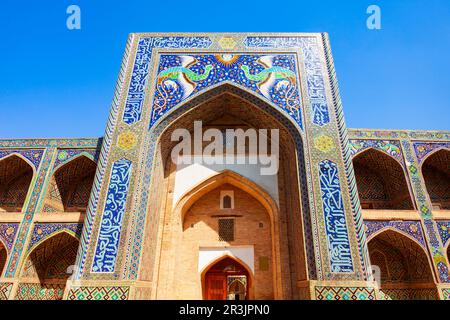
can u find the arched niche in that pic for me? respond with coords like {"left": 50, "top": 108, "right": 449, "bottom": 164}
{"left": 421, "top": 149, "right": 450, "bottom": 211}
{"left": 17, "top": 231, "right": 79, "bottom": 300}
{"left": 0, "top": 154, "right": 34, "bottom": 212}
{"left": 42, "top": 155, "right": 96, "bottom": 213}
{"left": 368, "top": 229, "right": 437, "bottom": 300}
{"left": 353, "top": 148, "right": 414, "bottom": 210}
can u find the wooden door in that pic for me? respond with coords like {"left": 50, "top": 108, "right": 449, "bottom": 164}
{"left": 205, "top": 274, "right": 226, "bottom": 300}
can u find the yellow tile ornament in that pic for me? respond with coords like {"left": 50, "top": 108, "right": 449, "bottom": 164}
{"left": 314, "top": 135, "right": 335, "bottom": 153}
{"left": 218, "top": 36, "right": 237, "bottom": 50}
{"left": 117, "top": 131, "right": 137, "bottom": 151}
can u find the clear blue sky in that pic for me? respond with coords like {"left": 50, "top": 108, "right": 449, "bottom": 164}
{"left": 1, "top": 0, "right": 449, "bottom": 138}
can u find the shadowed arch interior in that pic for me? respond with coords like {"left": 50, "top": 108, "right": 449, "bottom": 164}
{"left": 0, "top": 155, "right": 33, "bottom": 212}
{"left": 353, "top": 149, "right": 414, "bottom": 210}
{"left": 43, "top": 156, "right": 96, "bottom": 213}
{"left": 368, "top": 229, "right": 437, "bottom": 300}
{"left": 18, "top": 232, "right": 79, "bottom": 300}
{"left": 422, "top": 149, "right": 450, "bottom": 210}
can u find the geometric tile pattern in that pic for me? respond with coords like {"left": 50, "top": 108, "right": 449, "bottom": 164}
{"left": 0, "top": 282, "right": 13, "bottom": 300}
{"left": 27, "top": 223, "right": 83, "bottom": 253}
{"left": 436, "top": 221, "right": 450, "bottom": 248}
{"left": 379, "top": 288, "right": 439, "bottom": 300}
{"left": 0, "top": 149, "right": 44, "bottom": 170}
{"left": 413, "top": 141, "right": 450, "bottom": 164}
{"left": 315, "top": 286, "right": 376, "bottom": 300}
{"left": 0, "top": 223, "right": 19, "bottom": 251}
{"left": 15, "top": 283, "right": 65, "bottom": 300}
{"left": 349, "top": 139, "right": 403, "bottom": 164}
{"left": 365, "top": 220, "right": 426, "bottom": 247}
{"left": 67, "top": 286, "right": 129, "bottom": 300}
{"left": 53, "top": 148, "right": 99, "bottom": 169}
{"left": 442, "top": 288, "right": 450, "bottom": 300}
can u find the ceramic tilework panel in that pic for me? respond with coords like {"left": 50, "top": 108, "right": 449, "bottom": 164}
{"left": 401, "top": 140, "right": 450, "bottom": 283}
{"left": 245, "top": 36, "right": 330, "bottom": 127}
{"left": 349, "top": 129, "right": 450, "bottom": 141}
{"left": 319, "top": 160, "right": 353, "bottom": 273}
{"left": 4, "top": 147, "right": 55, "bottom": 277}
{"left": 15, "top": 283, "right": 65, "bottom": 300}
{"left": 53, "top": 148, "right": 99, "bottom": 169}
{"left": 92, "top": 159, "right": 133, "bottom": 273}
{"left": 67, "top": 286, "right": 129, "bottom": 300}
{"left": 321, "top": 34, "right": 371, "bottom": 281}
{"left": 0, "top": 282, "right": 13, "bottom": 300}
{"left": 378, "top": 288, "right": 438, "bottom": 300}
{"left": 27, "top": 223, "right": 83, "bottom": 253}
{"left": 436, "top": 221, "right": 450, "bottom": 248}
{"left": 413, "top": 141, "right": 450, "bottom": 164}
{"left": 365, "top": 220, "right": 426, "bottom": 248}
{"left": 151, "top": 54, "right": 303, "bottom": 129}
{"left": 0, "top": 223, "right": 19, "bottom": 251}
{"left": 349, "top": 139, "right": 404, "bottom": 165}
{"left": 123, "top": 37, "right": 212, "bottom": 125}
{"left": 315, "top": 286, "right": 376, "bottom": 300}
{"left": 75, "top": 37, "right": 135, "bottom": 278}
{"left": 442, "top": 288, "right": 450, "bottom": 300}
{"left": 0, "top": 149, "right": 44, "bottom": 170}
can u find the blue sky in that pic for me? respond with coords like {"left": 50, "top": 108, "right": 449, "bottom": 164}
{"left": 0, "top": 0, "right": 449, "bottom": 138}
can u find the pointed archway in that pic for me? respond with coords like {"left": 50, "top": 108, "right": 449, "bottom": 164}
{"left": 0, "top": 154, "right": 34, "bottom": 212}
{"left": 422, "top": 149, "right": 450, "bottom": 211}
{"left": 17, "top": 231, "right": 79, "bottom": 300}
{"left": 42, "top": 155, "right": 96, "bottom": 213}
{"left": 368, "top": 229, "right": 437, "bottom": 300}
{"left": 353, "top": 148, "right": 414, "bottom": 210}
{"left": 202, "top": 256, "right": 252, "bottom": 300}
{"left": 138, "top": 85, "right": 312, "bottom": 300}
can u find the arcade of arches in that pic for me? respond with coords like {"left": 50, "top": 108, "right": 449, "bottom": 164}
{"left": 0, "top": 95, "right": 449, "bottom": 300}
{"left": 0, "top": 153, "right": 95, "bottom": 299}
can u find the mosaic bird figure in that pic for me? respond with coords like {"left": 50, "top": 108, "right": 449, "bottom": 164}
{"left": 157, "top": 56, "right": 214, "bottom": 100}
{"left": 240, "top": 56, "right": 296, "bottom": 99}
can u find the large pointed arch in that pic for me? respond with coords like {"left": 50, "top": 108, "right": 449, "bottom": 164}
{"left": 131, "top": 83, "right": 315, "bottom": 300}
{"left": 0, "top": 153, "right": 35, "bottom": 212}
{"left": 353, "top": 148, "right": 415, "bottom": 210}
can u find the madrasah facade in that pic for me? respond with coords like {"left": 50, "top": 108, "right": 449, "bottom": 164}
{"left": 0, "top": 33, "right": 449, "bottom": 300}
